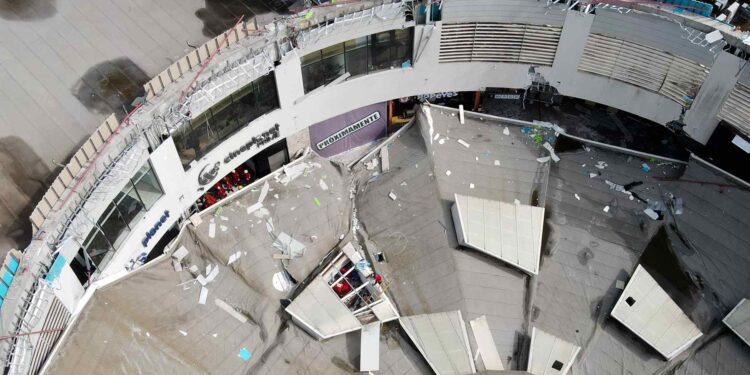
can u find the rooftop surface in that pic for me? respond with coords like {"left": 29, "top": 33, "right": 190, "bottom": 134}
{"left": 41, "top": 105, "right": 750, "bottom": 374}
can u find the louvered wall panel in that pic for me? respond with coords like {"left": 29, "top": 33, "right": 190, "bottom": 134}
{"left": 718, "top": 83, "right": 750, "bottom": 137}
{"left": 440, "top": 23, "right": 561, "bottom": 66}
{"left": 27, "top": 297, "right": 71, "bottom": 375}
{"left": 579, "top": 34, "right": 708, "bottom": 106}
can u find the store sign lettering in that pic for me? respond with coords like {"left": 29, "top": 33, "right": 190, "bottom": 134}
{"left": 198, "top": 162, "right": 221, "bottom": 186}
{"left": 317, "top": 111, "right": 381, "bottom": 150}
{"left": 142, "top": 210, "right": 170, "bottom": 247}
{"left": 224, "top": 124, "right": 280, "bottom": 164}
{"left": 416, "top": 92, "right": 458, "bottom": 101}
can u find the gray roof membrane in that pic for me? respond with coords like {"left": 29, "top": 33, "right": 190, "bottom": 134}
{"left": 41, "top": 106, "right": 750, "bottom": 375}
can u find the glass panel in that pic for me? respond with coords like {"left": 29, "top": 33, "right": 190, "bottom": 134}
{"left": 345, "top": 39, "right": 368, "bottom": 76}
{"left": 345, "top": 36, "right": 368, "bottom": 50}
{"left": 115, "top": 182, "right": 145, "bottom": 226}
{"left": 83, "top": 228, "right": 110, "bottom": 269}
{"left": 255, "top": 74, "right": 279, "bottom": 113}
{"left": 97, "top": 202, "right": 130, "bottom": 250}
{"left": 301, "top": 51, "right": 322, "bottom": 66}
{"left": 320, "top": 54, "right": 345, "bottom": 84}
{"left": 132, "top": 164, "right": 163, "bottom": 210}
{"left": 321, "top": 43, "right": 344, "bottom": 59}
{"left": 208, "top": 96, "right": 239, "bottom": 144}
{"left": 302, "top": 62, "right": 325, "bottom": 93}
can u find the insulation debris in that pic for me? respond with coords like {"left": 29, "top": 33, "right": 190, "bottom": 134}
{"left": 457, "top": 139, "right": 470, "bottom": 148}
{"left": 446, "top": 170, "right": 452, "bottom": 176}
{"left": 575, "top": 193, "right": 581, "bottom": 200}
{"left": 208, "top": 223, "right": 216, "bottom": 238}
{"left": 246, "top": 202, "right": 263, "bottom": 215}
{"left": 215, "top": 299, "right": 248, "bottom": 323}
{"left": 542, "top": 142, "right": 560, "bottom": 162}
{"left": 258, "top": 181, "right": 270, "bottom": 203}
{"left": 319, "top": 179, "right": 329, "bottom": 191}
{"left": 494, "top": 160, "right": 501, "bottom": 166}
{"left": 603, "top": 205, "right": 610, "bottom": 213}
{"left": 199, "top": 287, "right": 208, "bottom": 305}
{"left": 595, "top": 161, "right": 608, "bottom": 169}
{"left": 179, "top": 330, "right": 188, "bottom": 336}
{"left": 389, "top": 191, "right": 397, "bottom": 200}
{"left": 503, "top": 127, "right": 510, "bottom": 136}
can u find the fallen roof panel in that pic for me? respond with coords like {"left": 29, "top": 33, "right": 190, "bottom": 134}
{"left": 452, "top": 194, "right": 544, "bottom": 275}
{"left": 527, "top": 327, "right": 580, "bottom": 375}
{"left": 400, "top": 311, "right": 476, "bottom": 375}
{"left": 286, "top": 277, "right": 362, "bottom": 339}
{"left": 723, "top": 298, "right": 750, "bottom": 347}
{"left": 611, "top": 265, "right": 703, "bottom": 360}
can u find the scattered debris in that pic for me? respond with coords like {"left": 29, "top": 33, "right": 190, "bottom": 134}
{"left": 227, "top": 251, "right": 242, "bottom": 265}
{"left": 446, "top": 170, "right": 452, "bottom": 176}
{"left": 514, "top": 199, "right": 521, "bottom": 205}
{"left": 575, "top": 194, "right": 581, "bottom": 200}
{"left": 258, "top": 181, "right": 270, "bottom": 203}
{"left": 246, "top": 202, "right": 263, "bottom": 215}
{"left": 459, "top": 104, "right": 465, "bottom": 124}
{"left": 469, "top": 183, "right": 475, "bottom": 189}
{"left": 603, "top": 206, "right": 610, "bottom": 213}
{"left": 199, "top": 287, "right": 208, "bottom": 305}
{"left": 595, "top": 161, "right": 607, "bottom": 169}
{"left": 179, "top": 330, "right": 188, "bottom": 336}
{"left": 643, "top": 208, "right": 660, "bottom": 220}
{"left": 589, "top": 173, "right": 599, "bottom": 179}
{"left": 189, "top": 265, "right": 199, "bottom": 273}
{"left": 208, "top": 223, "right": 216, "bottom": 238}
{"left": 494, "top": 160, "right": 501, "bottom": 166}
{"left": 673, "top": 197, "right": 684, "bottom": 215}
{"left": 318, "top": 179, "right": 329, "bottom": 191}
{"left": 433, "top": 133, "right": 440, "bottom": 141}
{"left": 583, "top": 145, "right": 591, "bottom": 152}
{"left": 313, "top": 197, "right": 321, "bottom": 206}
{"left": 457, "top": 139, "right": 470, "bottom": 148}
{"left": 272, "top": 271, "right": 292, "bottom": 292}
{"left": 389, "top": 191, "right": 397, "bottom": 200}
{"left": 438, "top": 138, "right": 446, "bottom": 145}
{"left": 172, "top": 259, "right": 183, "bottom": 272}
{"left": 400, "top": 181, "right": 408, "bottom": 186}
{"left": 272, "top": 253, "right": 292, "bottom": 260}
{"left": 220, "top": 225, "right": 227, "bottom": 232}
{"left": 172, "top": 246, "right": 189, "bottom": 261}
{"left": 542, "top": 142, "right": 560, "bottom": 162}
{"left": 536, "top": 156, "right": 551, "bottom": 163}
{"left": 641, "top": 163, "right": 651, "bottom": 173}
{"left": 503, "top": 127, "right": 510, "bottom": 136}
{"left": 365, "top": 158, "right": 379, "bottom": 170}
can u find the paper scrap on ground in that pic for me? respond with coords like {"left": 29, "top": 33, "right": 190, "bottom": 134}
{"left": 574, "top": 193, "right": 581, "bottom": 200}
{"left": 205, "top": 265, "right": 220, "bottom": 283}
{"left": 603, "top": 205, "right": 610, "bottom": 213}
{"left": 595, "top": 161, "right": 607, "bottom": 169}
{"left": 433, "top": 133, "right": 440, "bottom": 141}
{"left": 189, "top": 265, "right": 199, "bottom": 273}
{"left": 319, "top": 179, "right": 329, "bottom": 191}
{"left": 494, "top": 160, "right": 501, "bottom": 166}
{"left": 457, "top": 139, "right": 470, "bottom": 148}
{"left": 228, "top": 251, "right": 242, "bottom": 265}
{"left": 196, "top": 274, "right": 207, "bottom": 286}
{"left": 272, "top": 271, "right": 292, "bottom": 292}
{"left": 179, "top": 330, "right": 188, "bottom": 336}
{"left": 173, "top": 259, "right": 183, "bottom": 272}
{"left": 469, "top": 183, "right": 475, "bottom": 189}
{"left": 389, "top": 191, "right": 397, "bottom": 200}
{"left": 208, "top": 223, "right": 216, "bottom": 238}
{"left": 503, "top": 127, "right": 510, "bottom": 136}
{"left": 589, "top": 173, "right": 598, "bottom": 178}
{"left": 199, "top": 287, "right": 208, "bottom": 305}
{"left": 446, "top": 170, "right": 451, "bottom": 176}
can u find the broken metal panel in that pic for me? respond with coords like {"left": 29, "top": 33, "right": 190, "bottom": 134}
{"left": 611, "top": 265, "right": 703, "bottom": 360}
{"left": 285, "top": 277, "right": 363, "bottom": 339}
{"left": 360, "top": 321, "right": 381, "bottom": 372}
{"left": 469, "top": 315, "right": 504, "bottom": 371}
{"left": 718, "top": 83, "right": 750, "bottom": 137}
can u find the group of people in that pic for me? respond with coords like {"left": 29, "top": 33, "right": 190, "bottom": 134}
{"left": 197, "top": 166, "right": 254, "bottom": 210}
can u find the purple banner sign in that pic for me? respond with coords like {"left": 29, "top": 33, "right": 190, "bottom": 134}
{"left": 308, "top": 102, "right": 387, "bottom": 157}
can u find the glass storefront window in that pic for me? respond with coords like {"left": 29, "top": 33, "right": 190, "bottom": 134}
{"left": 301, "top": 28, "right": 414, "bottom": 93}
{"left": 78, "top": 162, "right": 164, "bottom": 273}
{"left": 174, "top": 73, "right": 280, "bottom": 168}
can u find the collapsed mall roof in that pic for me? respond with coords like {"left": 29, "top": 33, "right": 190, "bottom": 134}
{"left": 39, "top": 104, "right": 750, "bottom": 374}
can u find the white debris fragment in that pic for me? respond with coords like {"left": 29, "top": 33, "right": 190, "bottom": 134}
{"left": 438, "top": 138, "right": 446, "bottom": 145}
{"left": 595, "top": 161, "right": 608, "bottom": 169}
{"left": 319, "top": 179, "right": 328, "bottom": 191}
{"left": 173, "top": 259, "right": 183, "bottom": 272}
{"left": 603, "top": 205, "right": 610, "bottom": 213}
{"left": 400, "top": 181, "right": 408, "bottom": 186}
{"left": 457, "top": 139, "right": 470, "bottom": 148}
{"left": 365, "top": 158, "right": 379, "bottom": 170}
{"left": 258, "top": 181, "right": 270, "bottom": 203}
{"left": 199, "top": 287, "right": 208, "bottom": 305}
{"left": 705, "top": 29, "right": 723, "bottom": 43}
{"left": 208, "top": 223, "right": 216, "bottom": 238}
{"left": 445, "top": 170, "right": 452, "bottom": 176}
{"left": 196, "top": 275, "right": 208, "bottom": 286}
{"left": 459, "top": 104, "right": 465, "bottom": 124}
{"left": 172, "top": 246, "right": 189, "bottom": 261}
{"left": 246, "top": 202, "right": 263, "bottom": 214}
{"left": 220, "top": 225, "right": 227, "bottom": 232}
{"left": 542, "top": 142, "right": 560, "bottom": 162}
{"left": 205, "top": 265, "right": 220, "bottom": 283}
{"left": 339, "top": 234, "right": 345, "bottom": 240}
{"left": 179, "top": 330, "right": 188, "bottom": 336}
{"left": 589, "top": 173, "right": 598, "bottom": 178}
{"left": 206, "top": 264, "right": 212, "bottom": 276}
{"left": 536, "top": 156, "right": 551, "bottom": 163}
{"left": 389, "top": 191, "right": 397, "bottom": 200}
{"left": 227, "top": 251, "right": 242, "bottom": 265}
{"left": 643, "top": 208, "right": 660, "bottom": 220}
{"left": 220, "top": 216, "right": 228, "bottom": 221}
{"left": 272, "top": 271, "right": 292, "bottom": 292}
{"left": 514, "top": 199, "right": 521, "bottom": 205}
{"left": 494, "top": 160, "right": 501, "bottom": 166}
{"left": 469, "top": 183, "right": 475, "bottom": 189}
{"left": 425, "top": 106, "right": 434, "bottom": 144}
{"left": 503, "top": 127, "right": 510, "bottom": 136}
{"left": 574, "top": 193, "right": 581, "bottom": 200}
{"left": 583, "top": 145, "right": 591, "bottom": 152}
{"left": 433, "top": 133, "right": 440, "bottom": 141}
{"left": 189, "top": 265, "right": 199, "bottom": 273}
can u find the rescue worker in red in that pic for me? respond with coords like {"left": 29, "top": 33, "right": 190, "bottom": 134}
{"left": 230, "top": 169, "right": 242, "bottom": 186}
{"left": 204, "top": 192, "right": 218, "bottom": 208}
{"left": 214, "top": 184, "right": 228, "bottom": 199}
{"left": 242, "top": 169, "right": 252, "bottom": 186}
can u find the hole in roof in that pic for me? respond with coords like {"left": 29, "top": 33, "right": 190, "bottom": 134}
{"left": 552, "top": 360, "right": 564, "bottom": 370}
{"left": 626, "top": 296, "right": 636, "bottom": 306}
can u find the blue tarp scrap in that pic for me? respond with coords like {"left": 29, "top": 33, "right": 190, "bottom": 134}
{"left": 239, "top": 348, "right": 252, "bottom": 362}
